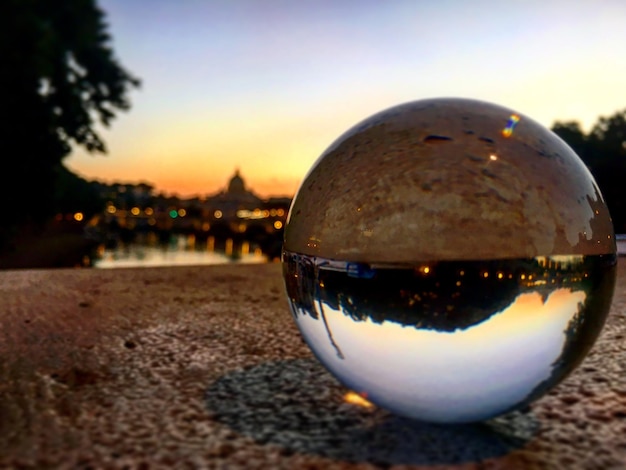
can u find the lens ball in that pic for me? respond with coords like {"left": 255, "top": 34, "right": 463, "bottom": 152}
{"left": 282, "top": 98, "right": 617, "bottom": 423}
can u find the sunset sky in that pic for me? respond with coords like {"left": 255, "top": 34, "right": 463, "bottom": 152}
{"left": 65, "top": 0, "right": 626, "bottom": 199}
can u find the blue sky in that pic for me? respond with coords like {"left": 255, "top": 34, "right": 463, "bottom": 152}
{"left": 66, "top": 0, "right": 626, "bottom": 197}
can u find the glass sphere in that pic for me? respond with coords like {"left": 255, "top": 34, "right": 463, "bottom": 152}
{"left": 282, "top": 98, "right": 617, "bottom": 423}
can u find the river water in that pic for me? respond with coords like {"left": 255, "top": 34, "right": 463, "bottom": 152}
{"left": 93, "top": 234, "right": 270, "bottom": 269}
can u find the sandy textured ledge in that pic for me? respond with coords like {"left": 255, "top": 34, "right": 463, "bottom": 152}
{"left": 0, "top": 262, "right": 625, "bottom": 469}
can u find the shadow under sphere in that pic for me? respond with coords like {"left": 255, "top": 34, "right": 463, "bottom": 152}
{"left": 205, "top": 359, "right": 539, "bottom": 466}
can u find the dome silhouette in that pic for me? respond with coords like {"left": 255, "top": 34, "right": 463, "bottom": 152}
{"left": 228, "top": 169, "right": 246, "bottom": 195}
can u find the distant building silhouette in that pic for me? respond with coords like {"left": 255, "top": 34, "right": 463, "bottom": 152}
{"left": 204, "top": 169, "right": 263, "bottom": 220}
{"left": 227, "top": 169, "right": 246, "bottom": 195}
{"left": 93, "top": 169, "right": 291, "bottom": 257}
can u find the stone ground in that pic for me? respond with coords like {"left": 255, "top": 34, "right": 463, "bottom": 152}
{"left": 0, "top": 261, "right": 625, "bottom": 469}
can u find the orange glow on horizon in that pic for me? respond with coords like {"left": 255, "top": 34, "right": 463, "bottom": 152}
{"left": 66, "top": 162, "right": 300, "bottom": 199}
{"left": 65, "top": 106, "right": 347, "bottom": 200}
{"left": 150, "top": 172, "right": 300, "bottom": 198}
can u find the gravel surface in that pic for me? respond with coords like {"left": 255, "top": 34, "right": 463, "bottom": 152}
{"left": 0, "top": 262, "right": 625, "bottom": 469}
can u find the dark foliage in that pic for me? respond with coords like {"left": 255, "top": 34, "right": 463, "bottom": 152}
{"left": 0, "top": 0, "right": 139, "bottom": 243}
{"left": 552, "top": 110, "right": 626, "bottom": 232}
{"left": 53, "top": 164, "right": 105, "bottom": 218}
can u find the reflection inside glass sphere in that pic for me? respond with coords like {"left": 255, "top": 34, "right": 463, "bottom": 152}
{"left": 282, "top": 97, "right": 617, "bottom": 423}
{"left": 284, "top": 252, "right": 616, "bottom": 423}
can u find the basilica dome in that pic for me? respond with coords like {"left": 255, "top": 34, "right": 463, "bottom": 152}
{"left": 227, "top": 170, "right": 246, "bottom": 195}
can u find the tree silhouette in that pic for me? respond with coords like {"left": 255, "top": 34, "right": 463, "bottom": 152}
{"left": 551, "top": 121, "right": 588, "bottom": 159}
{"left": 0, "top": 0, "right": 139, "bottom": 246}
{"left": 52, "top": 164, "right": 104, "bottom": 219}
{"left": 552, "top": 110, "right": 626, "bottom": 233}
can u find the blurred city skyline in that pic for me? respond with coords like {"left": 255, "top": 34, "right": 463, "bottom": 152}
{"left": 65, "top": 0, "right": 626, "bottom": 198}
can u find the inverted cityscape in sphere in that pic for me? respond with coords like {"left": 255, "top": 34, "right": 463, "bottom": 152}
{"left": 282, "top": 98, "right": 617, "bottom": 423}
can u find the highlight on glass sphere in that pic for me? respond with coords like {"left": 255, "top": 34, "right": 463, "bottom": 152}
{"left": 282, "top": 97, "right": 617, "bottom": 423}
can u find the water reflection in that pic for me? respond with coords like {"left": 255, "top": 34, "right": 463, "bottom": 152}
{"left": 283, "top": 253, "right": 616, "bottom": 422}
{"left": 95, "top": 234, "right": 267, "bottom": 268}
